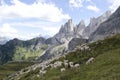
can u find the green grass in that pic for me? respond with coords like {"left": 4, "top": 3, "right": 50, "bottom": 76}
{"left": 16, "top": 34, "right": 120, "bottom": 80}
{"left": 0, "top": 61, "right": 35, "bottom": 80}
{"left": 13, "top": 46, "right": 45, "bottom": 61}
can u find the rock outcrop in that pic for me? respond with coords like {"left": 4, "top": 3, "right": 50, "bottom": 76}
{"left": 46, "top": 19, "right": 75, "bottom": 45}
{"left": 68, "top": 38, "right": 88, "bottom": 51}
{"left": 40, "top": 19, "right": 86, "bottom": 61}
{"left": 74, "top": 20, "right": 85, "bottom": 38}
{"left": 82, "top": 10, "right": 111, "bottom": 38}
{"left": 89, "top": 6, "right": 120, "bottom": 42}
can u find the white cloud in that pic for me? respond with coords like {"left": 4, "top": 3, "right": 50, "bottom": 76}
{"left": 0, "top": 0, "right": 70, "bottom": 22}
{"left": 0, "top": 23, "right": 18, "bottom": 33}
{"left": 0, "top": 23, "right": 41, "bottom": 40}
{"left": 10, "top": 21, "right": 61, "bottom": 36}
{"left": 69, "top": 0, "right": 84, "bottom": 8}
{"left": 0, "top": 23, "right": 19, "bottom": 39}
{"left": 86, "top": 5, "right": 100, "bottom": 12}
{"left": 108, "top": 0, "right": 120, "bottom": 12}
{"left": 86, "top": 0, "right": 91, "bottom": 2}
{"left": 42, "top": 26, "right": 60, "bottom": 36}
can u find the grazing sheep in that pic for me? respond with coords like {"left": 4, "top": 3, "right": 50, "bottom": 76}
{"left": 69, "top": 62, "right": 74, "bottom": 65}
{"left": 41, "top": 65, "right": 49, "bottom": 70}
{"left": 36, "top": 74, "right": 40, "bottom": 77}
{"left": 60, "top": 68, "right": 66, "bottom": 72}
{"left": 84, "top": 46, "right": 89, "bottom": 50}
{"left": 39, "top": 70, "right": 47, "bottom": 76}
{"left": 64, "top": 60, "right": 68, "bottom": 63}
{"left": 63, "top": 55, "right": 66, "bottom": 58}
{"left": 50, "top": 61, "right": 63, "bottom": 69}
{"left": 64, "top": 62, "right": 69, "bottom": 68}
{"left": 69, "top": 62, "right": 74, "bottom": 68}
{"left": 54, "top": 61, "right": 63, "bottom": 67}
{"left": 80, "top": 47, "right": 84, "bottom": 52}
{"left": 74, "top": 64, "right": 80, "bottom": 68}
{"left": 50, "top": 64, "right": 55, "bottom": 69}
{"left": 86, "top": 57, "right": 95, "bottom": 65}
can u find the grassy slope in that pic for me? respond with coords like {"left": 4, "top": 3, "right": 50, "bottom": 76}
{"left": 17, "top": 34, "right": 120, "bottom": 80}
{"left": 13, "top": 44, "right": 48, "bottom": 61}
{"left": 0, "top": 61, "right": 35, "bottom": 80}
{"left": 13, "top": 47, "right": 44, "bottom": 61}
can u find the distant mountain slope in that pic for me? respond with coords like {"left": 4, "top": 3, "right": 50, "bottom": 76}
{"left": 0, "top": 37, "right": 48, "bottom": 64}
{"left": 89, "top": 7, "right": 120, "bottom": 42}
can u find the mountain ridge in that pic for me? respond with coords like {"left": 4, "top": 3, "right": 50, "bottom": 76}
{"left": 89, "top": 6, "right": 120, "bottom": 42}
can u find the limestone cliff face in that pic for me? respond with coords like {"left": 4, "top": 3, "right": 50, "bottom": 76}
{"left": 40, "top": 19, "right": 86, "bottom": 61}
{"left": 46, "top": 19, "right": 75, "bottom": 45}
{"left": 82, "top": 11, "right": 111, "bottom": 38}
{"left": 74, "top": 20, "right": 85, "bottom": 38}
{"left": 89, "top": 7, "right": 120, "bottom": 42}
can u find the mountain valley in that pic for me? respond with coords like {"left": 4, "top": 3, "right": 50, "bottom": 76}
{"left": 0, "top": 4, "right": 120, "bottom": 80}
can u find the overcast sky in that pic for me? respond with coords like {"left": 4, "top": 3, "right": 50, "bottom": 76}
{"left": 0, "top": 0, "right": 120, "bottom": 40}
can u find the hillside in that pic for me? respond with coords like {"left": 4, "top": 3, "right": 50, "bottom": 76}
{"left": 7, "top": 34, "right": 120, "bottom": 80}
{"left": 0, "top": 37, "right": 48, "bottom": 64}
{"left": 0, "top": 61, "right": 35, "bottom": 80}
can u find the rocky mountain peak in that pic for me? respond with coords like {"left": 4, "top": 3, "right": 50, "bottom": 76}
{"left": 82, "top": 11, "right": 112, "bottom": 38}
{"left": 59, "top": 19, "right": 74, "bottom": 34}
{"left": 68, "top": 19, "right": 72, "bottom": 23}
{"left": 78, "top": 20, "right": 85, "bottom": 26}
{"left": 90, "top": 17, "right": 96, "bottom": 23}
{"left": 109, "top": 6, "right": 120, "bottom": 20}
{"left": 89, "top": 6, "right": 120, "bottom": 42}
{"left": 74, "top": 20, "right": 85, "bottom": 36}
{"left": 103, "top": 10, "right": 111, "bottom": 17}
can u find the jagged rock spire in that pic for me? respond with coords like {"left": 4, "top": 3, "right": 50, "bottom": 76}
{"left": 59, "top": 19, "right": 74, "bottom": 34}
{"left": 74, "top": 20, "right": 85, "bottom": 36}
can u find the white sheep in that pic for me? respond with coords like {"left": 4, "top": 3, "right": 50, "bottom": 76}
{"left": 36, "top": 74, "right": 40, "bottom": 77}
{"left": 54, "top": 61, "right": 63, "bottom": 67}
{"left": 69, "top": 62, "right": 74, "bottom": 68}
{"left": 41, "top": 65, "right": 49, "bottom": 70}
{"left": 39, "top": 70, "right": 47, "bottom": 76}
{"left": 74, "top": 64, "right": 80, "bottom": 68}
{"left": 69, "top": 62, "right": 74, "bottom": 65}
{"left": 60, "top": 68, "right": 66, "bottom": 72}
{"left": 80, "top": 47, "right": 84, "bottom": 51}
{"left": 86, "top": 57, "right": 95, "bottom": 65}
{"left": 64, "top": 60, "right": 68, "bottom": 63}
{"left": 84, "top": 46, "right": 89, "bottom": 50}
{"left": 64, "top": 62, "right": 69, "bottom": 68}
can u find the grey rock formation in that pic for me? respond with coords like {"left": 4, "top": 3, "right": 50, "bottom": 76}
{"left": 39, "top": 44, "right": 67, "bottom": 61}
{"left": 89, "top": 6, "right": 120, "bottom": 42}
{"left": 59, "top": 19, "right": 74, "bottom": 34}
{"left": 82, "top": 10, "right": 111, "bottom": 38}
{"left": 68, "top": 38, "right": 88, "bottom": 50}
{"left": 46, "top": 19, "right": 75, "bottom": 45}
{"left": 74, "top": 20, "right": 85, "bottom": 38}
{"left": 41, "top": 19, "right": 86, "bottom": 61}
